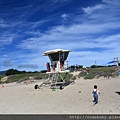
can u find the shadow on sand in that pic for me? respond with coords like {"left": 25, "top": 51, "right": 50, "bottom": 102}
{"left": 115, "top": 92, "right": 120, "bottom": 95}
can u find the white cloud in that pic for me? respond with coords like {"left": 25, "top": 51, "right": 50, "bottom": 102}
{"left": 17, "top": 20, "right": 120, "bottom": 50}
{"left": 83, "top": 5, "right": 104, "bottom": 14}
{"left": 61, "top": 13, "right": 69, "bottom": 21}
{"left": 1, "top": 0, "right": 120, "bottom": 71}
{"left": 0, "top": 35, "right": 14, "bottom": 47}
{"left": 102, "top": 0, "right": 120, "bottom": 5}
{"left": 16, "top": 17, "right": 120, "bottom": 68}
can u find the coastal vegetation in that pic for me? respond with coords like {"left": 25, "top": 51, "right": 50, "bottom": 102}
{"left": 78, "top": 67, "right": 118, "bottom": 79}
{"left": 0, "top": 66, "right": 119, "bottom": 84}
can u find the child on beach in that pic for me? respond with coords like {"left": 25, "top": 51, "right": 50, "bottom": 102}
{"left": 92, "top": 85, "right": 100, "bottom": 104}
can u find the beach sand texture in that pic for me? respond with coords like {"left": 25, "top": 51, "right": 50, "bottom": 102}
{"left": 0, "top": 76, "right": 120, "bottom": 114}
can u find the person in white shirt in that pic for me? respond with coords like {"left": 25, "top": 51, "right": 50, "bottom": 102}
{"left": 92, "top": 85, "right": 100, "bottom": 104}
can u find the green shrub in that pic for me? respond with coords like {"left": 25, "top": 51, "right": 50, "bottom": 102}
{"left": 78, "top": 71, "right": 87, "bottom": 77}
{"left": 84, "top": 73, "right": 95, "bottom": 79}
{"left": 0, "top": 75, "right": 5, "bottom": 80}
{"left": 83, "top": 67, "right": 116, "bottom": 79}
{"left": 72, "top": 76, "right": 76, "bottom": 80}
{"left": 55, "top": 73, "right": 73, "bottom": 82}
{"left": 34, "top": 76, "right": 42, "bottom": 80}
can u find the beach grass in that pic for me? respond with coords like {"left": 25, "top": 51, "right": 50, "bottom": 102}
{"left": 1, "top": 73, "right": 45, "bottom": 83}
{"left": 0, "top": 72, "right": 74, "bottom": 84}
{"left": 0, "top": 66, "right": 119, "bottom": 84}
{"left": 78, "top": 67, "right": 118, "bottom": 79}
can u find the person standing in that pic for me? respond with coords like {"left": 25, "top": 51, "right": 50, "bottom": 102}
{"left": 92, "top": 85, "right": 100, "bottom": 104}
{"left": 46, "top": 63, "right": 51, "bottom": 72}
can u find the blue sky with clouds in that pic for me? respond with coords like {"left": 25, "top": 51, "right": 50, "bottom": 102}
{"left": 0, "top": 0, "right": 120, "bottom": 71}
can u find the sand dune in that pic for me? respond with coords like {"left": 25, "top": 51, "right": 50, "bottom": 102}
{"left": 0, "top": 76, "right": 120, "bottom": 114}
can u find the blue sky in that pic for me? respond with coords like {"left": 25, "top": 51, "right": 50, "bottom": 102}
{"left": 0, "top": 0, "right": 120, "bottom": 71}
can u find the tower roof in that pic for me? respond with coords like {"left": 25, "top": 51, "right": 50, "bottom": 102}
{"left": 43, "top": 49, "right": 71, "bottom": 56}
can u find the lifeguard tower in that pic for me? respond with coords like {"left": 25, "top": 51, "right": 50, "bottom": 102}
{"left": 34, "top": 49, "right": 73, "bottom": 90}
{"left": 44, "top": 49, "right": 71, "bottom": 72}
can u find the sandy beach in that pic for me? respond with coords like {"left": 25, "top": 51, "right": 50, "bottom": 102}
{"left": 0, "top": 76, "right": 120, "bottom": 114}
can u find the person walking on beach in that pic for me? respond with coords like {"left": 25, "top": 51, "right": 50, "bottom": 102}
{"left": 92, "top": 85, "right": 100, "bottom": 104}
